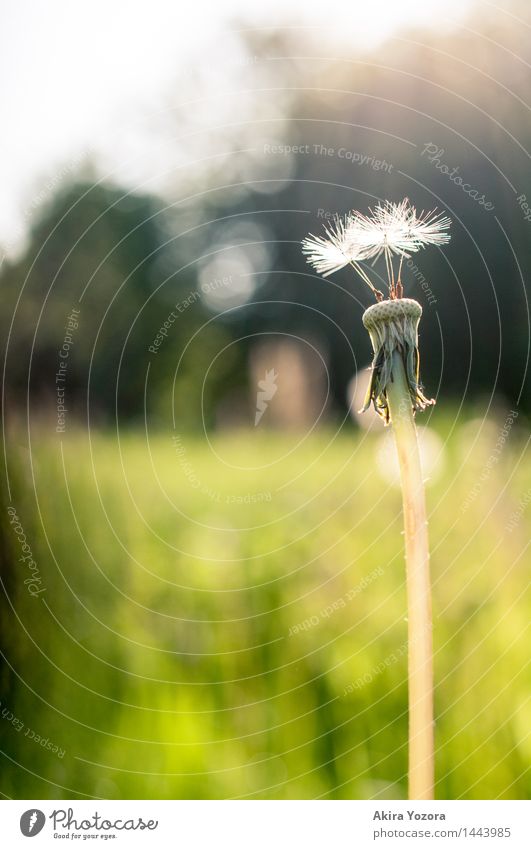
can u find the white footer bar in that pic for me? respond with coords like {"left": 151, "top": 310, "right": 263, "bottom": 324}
{"left": 1, "top": 799, "right": 529, "bottom": 848}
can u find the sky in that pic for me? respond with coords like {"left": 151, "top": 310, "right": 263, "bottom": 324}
{"left": 1, "top": 0, "right": 478, "bottom": 256}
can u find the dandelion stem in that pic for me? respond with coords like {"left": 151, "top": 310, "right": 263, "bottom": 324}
{"left": 349, "top": 261, "right": 382, "bottom": 300}
{"left": 386, "top": 349, "right": 434, "bottom": 800}
{"left": 397, "top": 252, "right": 405, "bottom": 289}
{"left": 384, "top": 247, "right": 394, "bottom": 296}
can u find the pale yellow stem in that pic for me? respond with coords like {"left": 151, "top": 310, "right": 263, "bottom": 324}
{"left": 387, "top": 350, "right": 434, "bottom": 800}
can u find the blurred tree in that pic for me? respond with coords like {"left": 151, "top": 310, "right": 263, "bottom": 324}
{"left": 0, "top": 182, "right": 243, "bottom": 428}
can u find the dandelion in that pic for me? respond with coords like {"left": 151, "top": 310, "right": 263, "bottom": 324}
{"left": 348, "top": 199, "right": 451, "bottom": 296}
{"left": 304, "top": 197, "right": 450, "bottom": 301}
{"left": 302, "top": 198, "right": 452, "bottom": 800}
{"left": 302, "top": 216, "right": 352, "bottom": 276}
{"left": 349, "top": 198, "right": 451, "bottom": 258}
{"left": 302, "top": 216, "right": 385, "bottom": 301}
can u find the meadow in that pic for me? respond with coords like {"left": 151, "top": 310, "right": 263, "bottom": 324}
{"left": 1, "top": 413, "right": 529, "bottom": 800}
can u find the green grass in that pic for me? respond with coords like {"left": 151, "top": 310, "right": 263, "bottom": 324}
{"left": 1, "top": 415, "right": 529, "bottom": 799}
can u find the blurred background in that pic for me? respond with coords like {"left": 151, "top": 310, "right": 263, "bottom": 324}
{"left": 0, "top": 0, "right": 529, "bottom": 800}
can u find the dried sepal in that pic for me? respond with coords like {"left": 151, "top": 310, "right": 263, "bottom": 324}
{"left": 361, "top": 298, "right": 434, "bottom": 424}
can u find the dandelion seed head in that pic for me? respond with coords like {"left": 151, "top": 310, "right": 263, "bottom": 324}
{"left": 301, "top": 198, "right": 451, "bottom": 301}
{"left": 347, "top": 198, "right": 451, "bottom": 260}
{"left": 302, "top": 215, "right": 373, "bottom": 277}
